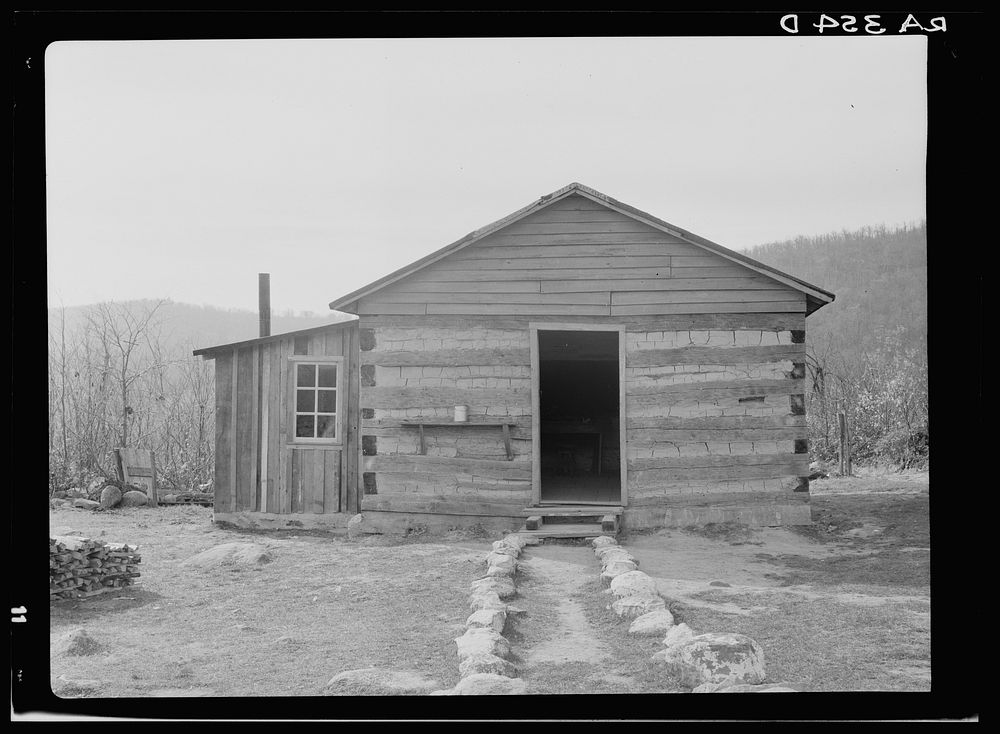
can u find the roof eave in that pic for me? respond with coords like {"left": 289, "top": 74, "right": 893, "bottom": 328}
{"left": 192, "top": 317, "right": 358, "bottom": 359}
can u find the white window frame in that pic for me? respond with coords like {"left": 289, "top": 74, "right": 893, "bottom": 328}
{"left": 288, "top": 355, "right": 344, "bottom": 445}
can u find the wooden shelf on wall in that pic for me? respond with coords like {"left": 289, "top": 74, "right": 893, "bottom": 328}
{"left": 399, "top": 420, "right": 516, "bottom": 460}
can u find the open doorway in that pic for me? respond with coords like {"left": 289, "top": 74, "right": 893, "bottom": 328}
{"left": 537, "top": 329, "right": 621, "bottom": 504}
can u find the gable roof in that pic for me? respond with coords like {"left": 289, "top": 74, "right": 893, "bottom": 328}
{"left": 329, "top": 182, "right": 835, "bottom": 315}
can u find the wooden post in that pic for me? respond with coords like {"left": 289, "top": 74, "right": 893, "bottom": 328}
{"left": 837, "top": 411, "right": 845, "bottom": 475}
{"left": 259, "top": 273, "right": 271, "bottom": 338}
{"left": 838, "top": 410, "right": 852, "bottom": 476}
{"left": 845, "top": 414, "right": 852, "bottom": 476}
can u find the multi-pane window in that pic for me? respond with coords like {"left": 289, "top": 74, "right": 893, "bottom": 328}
{"left": 294, "top": 361, "right": 339, "bottom": 441}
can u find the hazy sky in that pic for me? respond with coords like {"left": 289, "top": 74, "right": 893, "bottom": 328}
{"left": 45, "top": 36, "right": 927, "bottom": 315}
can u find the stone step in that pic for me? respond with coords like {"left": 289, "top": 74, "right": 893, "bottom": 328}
{"left": 516, "top": 523, "right": 609, "bottom": 539}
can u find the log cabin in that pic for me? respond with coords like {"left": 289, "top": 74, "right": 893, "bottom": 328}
{"left": 194, "top": 182, "right": 834, "bottom": 536}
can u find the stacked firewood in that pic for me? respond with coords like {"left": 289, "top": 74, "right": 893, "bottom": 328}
{"left": 49, "top": 536, "right": 141, "bottom": 600}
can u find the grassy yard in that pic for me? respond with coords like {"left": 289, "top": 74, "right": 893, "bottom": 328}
{"left": 48, "top": 470, "right": 931, "bottom": 699}
{"left": 49, "top": 504, "right": 492, "bottom": 698}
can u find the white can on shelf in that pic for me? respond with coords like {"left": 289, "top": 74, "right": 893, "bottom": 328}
{"left": 454, "top": 404, "right": 468, "bottom": 422}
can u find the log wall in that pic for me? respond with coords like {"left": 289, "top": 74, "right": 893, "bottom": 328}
{"left": 623, "top": 326, "right": 810, "bottom": 508}
{"left": 359, "top": 322, "right": 533, "bottom": 515}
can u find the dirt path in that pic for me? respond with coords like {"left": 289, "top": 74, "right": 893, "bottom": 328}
{"left": 516, "top": 550, "right": 610, "bottom": 667}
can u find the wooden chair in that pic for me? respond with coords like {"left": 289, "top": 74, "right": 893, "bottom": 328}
{"left": 114, "top": 448, "right": 159, "bottom": 507}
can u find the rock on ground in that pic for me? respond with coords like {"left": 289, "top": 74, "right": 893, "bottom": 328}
{"left": 611, "top": 593, "right": 666, "bottom": 619}
{"left": 610, "top": 570, "right": 658, "bottom": 599}
{"left": 458, "top": 653, "right": 518, "bottom": 679}
{"left": 447, "top": 673, "right": 527, "bottom": 695}
{"left": 181, "top": 542, "right": 274, "bottom": 569}
{"left": 628, "top": 608, "right": 676, "bottom": 636}
{"left": 470, "top": 575, "right": 516, "bottom": 599}
{"left": 52, "top": 628, "right": 104, "bottom": 657}
{"left": 119, "top": 490, "right": 148, "bottom": 507}
{"left": 502, "top": 534, "right": 528, "bottom": 551}
{"left": 663, "top": 622, "right": 696, "bottom": 649}
{"left": 666, "top": 633, "right": 766, "bottom": 688}
{"left": 466, "top": 608, "right": 507, "bottom": 633}
{"left": 491, "top": 540, "right": 521, "bottom": 557}
{"left": 455, "top": 628, "right": 511, "bottom": 660}
{"left": 72, "top": 499, "right": 101, "bottom": 510}
{"left": 323, "top": 668, "right": 440, "bottom": 695}
{"left": 486, "top": 553, "right": 517, "bottom": 572}
{"left": 596, "top": 546, "right": 636, "bottom": 563}
{"left": 600, "top": 560, "right": 639, "bottom": 585}
{"left": 99, "top": 485, "right": 123, "bottom": 509}
{"left": 592, "top": 536, "right": 619, "bottom": 548}
{"left": 468, "top": 589, "right": 506, "bottom": 611}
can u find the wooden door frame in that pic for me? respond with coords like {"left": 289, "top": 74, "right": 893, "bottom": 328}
{"left": 529, "top": 322, "right": 627, "bottom": 507}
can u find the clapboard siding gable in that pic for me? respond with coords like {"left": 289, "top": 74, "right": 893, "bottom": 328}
{"left": 356, "top": 194, "right": 805, "bottom": 317}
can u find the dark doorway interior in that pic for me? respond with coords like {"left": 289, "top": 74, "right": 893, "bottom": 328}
{"left": 538, "top": 330, "right": 620, "bottom": 504}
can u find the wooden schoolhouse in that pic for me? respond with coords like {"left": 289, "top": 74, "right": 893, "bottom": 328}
{"left": 194, "top": 182, "right": 834, "bottom": 535}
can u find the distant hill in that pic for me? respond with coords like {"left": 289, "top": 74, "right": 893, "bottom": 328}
{"left": 744, "top": 222, "right": 927, "bottom": 365}
{"left": 47, "top": 300, "right": 353, "bottom": 356}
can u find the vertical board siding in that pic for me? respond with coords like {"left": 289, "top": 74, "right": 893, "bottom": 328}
{"left": 209, "top": 323, "right": 358, "bottom": 519}
{"left": 250, "top": 345, "right": 260, "bottom": 511}
{"left": 213, "top": 354, "right": 233, "bottom": 513}
{"left": 235, "top": 347, "right": 255, "bottom": 511}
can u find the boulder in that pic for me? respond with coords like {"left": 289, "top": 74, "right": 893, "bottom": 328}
{"left": 470, "top": 575, "right": 516, "bottom": 599}
{"left": 52, "top": 628, "right": 103, "bottom": 657}
{"left": 323, "top": 668, "right": 440, "bottom": 695}
{"left": 449, "top": 673, "right": 527, "bottom": 695}
{"left": 592, "top": 536, "right": 618, "bottom": 549}
{"left": 181, "top": 542, "right": 274, "bottom": 569}
{"left": 665, "top": 633, "right": 766, "bottom": 688}
{"left": 610, "top": 594, "right": 666, "bottom": 619}
{"left": 454, "top": 628, "right": 511, "bottom": 660}
{"left": 491, "top": 540, "right": 520, "bottom": 557}
{"left": 72, "top": 498, "right": 101, "bottom": 511}
{"left": 466, "top": 608, "right": 507, "bottom": 634}
{"left": 468, "top": 590, "right": 506, "bottom": 612}
{"left": 119, "top": 490, "right": 148, "bottom": 508}
{"left": 663, "top": 622, "right": 696, "bottom": 650}
{"left": 501, "top": 534, "right": 528, "bottom": 551}
{"left": 458, "top": 653, "right": 518, "bottom": 679}
{"left": 628, "top": 608, "right": 676, "bottom": 636}
{"left": 486, "top": 553, "right": 517, "bottom": 574}
{"left": 610, "top": 570, "right": 658, "bottom": 599}
{"left": 600, "top": 560, "right": 639, "bottom": 585}
{"left": 486, "top": 563, "right": 516, "bottom": 578}
{"left": 99, "top": 485, "right": 123, "bottom": 508}
{"left": 596, "top": 544, "right": 634, "bottom": 561}
{"left": 599, "top": 550, "right": 638, "bottom": 568}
